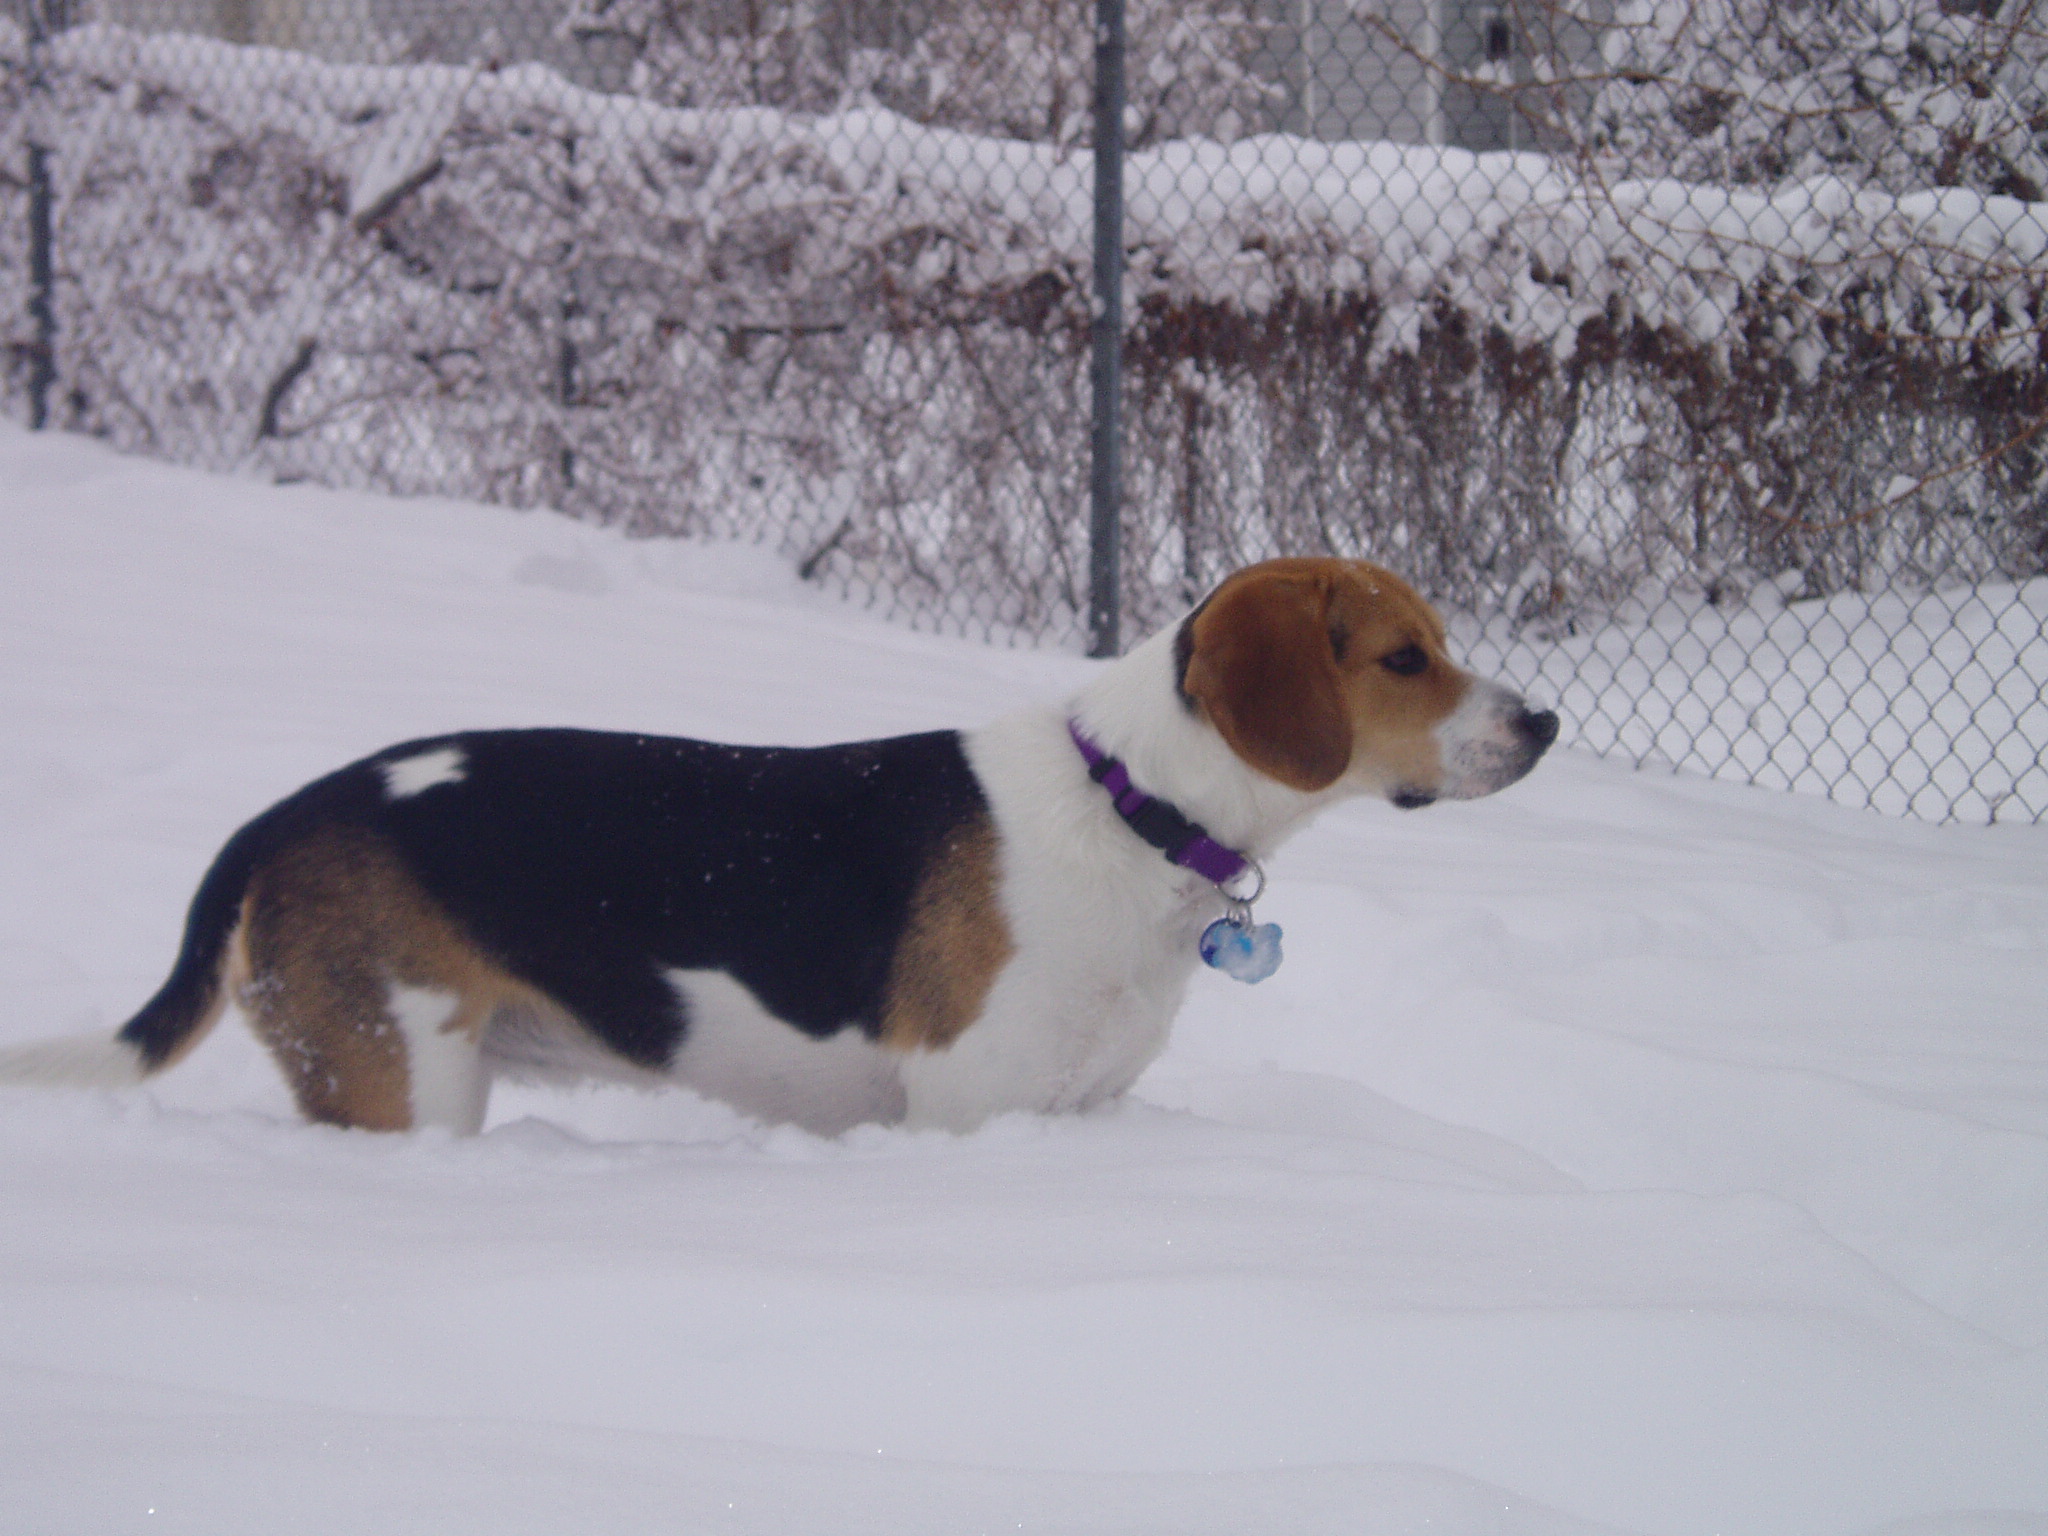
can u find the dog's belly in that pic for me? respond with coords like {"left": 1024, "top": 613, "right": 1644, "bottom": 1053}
{"left": 663, "top": 968, "right": 906, "bottom": 1135}
{"left": 895, "top": 935, "right": 1198, "bottom": 1131}
{"left": 664, "top": 945, "right": 1194, "bottom": 1136}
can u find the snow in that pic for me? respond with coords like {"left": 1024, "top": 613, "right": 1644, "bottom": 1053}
{"left": 1468, "top": 576, "right": 2048, "bottom": 823}
{"left": 3, "top": 419, "right": 2047, "bottom": 1536}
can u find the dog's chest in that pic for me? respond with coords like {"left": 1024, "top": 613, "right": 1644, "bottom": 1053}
{"left": 1040, "top": 910, "right": 1206, "bottom": 1106}
{"left": 893, "top": 832, "right": 1213, "bottom": 1127}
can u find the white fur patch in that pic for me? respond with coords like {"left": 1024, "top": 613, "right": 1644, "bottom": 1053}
{"left": 0, "top": 1029, "right": 149, "bottom": 1089}
{"left": 902, "top": 700, "right": 1209, "bottom": 1132}
{"left": 388, "top": 983, "right": 487, "bottom": 1133}
{"left": 380, "top": 746, "right": 467, "bottom": 800}
{"left": 665, "top": 969, "right": 903, "bottom": 1135}
{"left": 1434, "top": 680, "right": 1542, "bottom": 800}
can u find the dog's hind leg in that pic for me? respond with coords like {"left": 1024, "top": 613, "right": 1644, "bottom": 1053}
{"left": 383, "top": 982, "right": 492, "bottom": 1134}
{"left": 239, "top": 828, "right": 496, "bottom": 1133}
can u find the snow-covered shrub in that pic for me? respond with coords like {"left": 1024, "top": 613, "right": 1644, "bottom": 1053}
{"left": 0, "top": 16, "right": 34, "bottom": 409}
{"left": 559, "top": 0, "right": 1279, "bottom": 149}
{"left": 3, "top": 23, "right": 2046, "bottom": 648}
{"left": 1595, "top": 0, "right": 2048, "bottom": 200}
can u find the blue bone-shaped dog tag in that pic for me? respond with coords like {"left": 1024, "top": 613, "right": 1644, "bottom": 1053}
{"left": 1199, "top": 916, "right": 1284, "bottom": 983}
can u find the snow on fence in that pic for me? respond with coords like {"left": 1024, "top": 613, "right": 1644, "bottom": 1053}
{"left": 4, "top": 17, "right": 2048, "bottom": 822}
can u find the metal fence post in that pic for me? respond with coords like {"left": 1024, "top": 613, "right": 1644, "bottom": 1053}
{"left": 26, "top": 142, "right": 54, "bottom": 431}
{"left": 24, "top": 0, "right": 65, "bottom": 431}
{"left": 1087, "top": 0, "right": 1126, "bottom": 659}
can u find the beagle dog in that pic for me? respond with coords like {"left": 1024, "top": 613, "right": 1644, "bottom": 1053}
{"left": 0, "top": 559, "right": 1557, "bottom": 1135}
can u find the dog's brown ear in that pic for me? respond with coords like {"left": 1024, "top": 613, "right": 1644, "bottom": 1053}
{"left": 1181, "top": 569, "right": 1352, "bottom": 791}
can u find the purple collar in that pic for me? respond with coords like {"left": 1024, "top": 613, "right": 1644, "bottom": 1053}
{"left": 1068, "top": 720, "right": 1254, "bottom": 889}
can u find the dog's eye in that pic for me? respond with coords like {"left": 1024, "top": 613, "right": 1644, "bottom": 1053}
{"left": 1380, "top": 644, "right": 1429, "bottom": 677}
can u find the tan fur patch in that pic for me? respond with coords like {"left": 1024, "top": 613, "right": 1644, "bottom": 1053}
{"left": 1182, "top": 558, "right": 1474, "bottom": 798}
{"left": 236, "top": 826, "right": 554, "bottom": 1130}
{"left": 880, "top": 816, "right": 1014, "bottom": 1051}
{"left": 1181, "top": 567, "right": 1355, "bottom": 790}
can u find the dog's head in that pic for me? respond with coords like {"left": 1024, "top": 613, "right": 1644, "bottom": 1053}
{"left": 1177, "top": 558, "right": 1557, "bottom": 808}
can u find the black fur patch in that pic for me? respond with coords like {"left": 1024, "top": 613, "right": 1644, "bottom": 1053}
{"left": 239, "top": 729, "right": 995, "bottom": 1068}
{"left": 1172, "top": 606, "right": 1204, "bottom": 715}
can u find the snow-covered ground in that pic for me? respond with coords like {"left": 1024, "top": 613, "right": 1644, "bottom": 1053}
{"left": 2, "top": 419, "right": 2046, "bottom": 1536}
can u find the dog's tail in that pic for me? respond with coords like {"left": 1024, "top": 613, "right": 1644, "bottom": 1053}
{"left": 0, "top": 814, "right": 273, "bottom": 1092}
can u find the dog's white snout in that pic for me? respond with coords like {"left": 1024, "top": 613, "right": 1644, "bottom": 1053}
{"left": 1434, "top": 682, "right": 1558, "bottom": 801}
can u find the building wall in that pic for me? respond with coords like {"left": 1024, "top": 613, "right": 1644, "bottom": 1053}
{"left": 56, "top": 0, "right": 623, "bottom": 83}
{"left": 1275, "top": 0, "right": 1614, "bottom": 152}
{"left": 1264, "top": 0, "right": 1444, "bottom": 145}
{"left": 32, "top": 0, "right": 1610, "bottom": 152}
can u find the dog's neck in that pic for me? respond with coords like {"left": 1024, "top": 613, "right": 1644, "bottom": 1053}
{"left": 1067, "top": 623, "right": 1338, "bottom": 860}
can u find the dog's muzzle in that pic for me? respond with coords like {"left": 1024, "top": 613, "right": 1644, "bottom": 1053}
{"left": 1414, "top": 686, "right": 1561, "bottom": 805}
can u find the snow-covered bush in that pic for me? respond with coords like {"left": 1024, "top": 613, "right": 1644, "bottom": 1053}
{"left": 558, "top": 0, "right": 1279, "bottom": 149}
{"left": 1595, "top": 0, "right": 2048, "bottom": 200}
{"left": 0, "top": 15, "right": 34, "bottom": 404}
{"left": 2, "top": 23, "right": 2045, "bottom": 649}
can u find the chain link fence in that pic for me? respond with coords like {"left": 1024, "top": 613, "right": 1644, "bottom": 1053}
{"left": 5, "top": 0, "right": 2047, "bottom": 822}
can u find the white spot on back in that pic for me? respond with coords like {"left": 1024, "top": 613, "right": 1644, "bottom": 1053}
{"left": 381, "top": 746, "right": 467, "bottom": 800}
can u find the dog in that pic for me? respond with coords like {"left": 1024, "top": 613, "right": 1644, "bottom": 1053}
{"left": 0, "top": 559, "right": 1557, "bottom": 1135}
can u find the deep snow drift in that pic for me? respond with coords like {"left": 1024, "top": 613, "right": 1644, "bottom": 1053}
{"left": 2, "top": 421, "right": 2045, "bottom": 1536}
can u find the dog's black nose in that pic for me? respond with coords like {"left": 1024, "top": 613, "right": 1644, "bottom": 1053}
{"left": 1520, "top": 708, "right": 1561, "bottom": 751}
